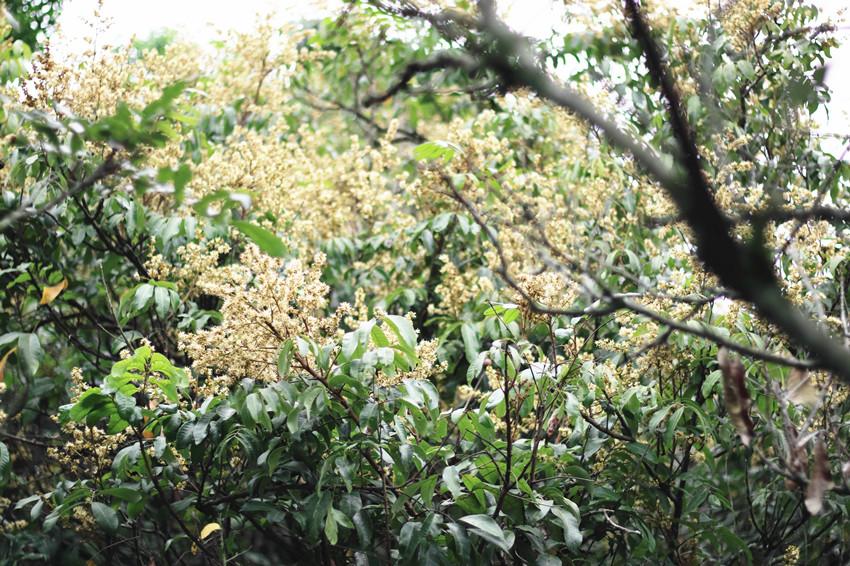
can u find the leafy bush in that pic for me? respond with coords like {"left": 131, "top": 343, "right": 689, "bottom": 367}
{"left": 0, "top": 1, "right": 849, "bottom": 564}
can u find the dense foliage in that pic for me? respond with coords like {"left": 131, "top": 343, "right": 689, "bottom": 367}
{"left": 0, "top": 1, "right": 849, "bottom": 564}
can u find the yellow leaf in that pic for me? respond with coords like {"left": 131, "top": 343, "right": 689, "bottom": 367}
{"left": 200, "top": 522, "right": 221, "bottom": 540}
{"left": 0, "top": 347, "right": 15, "bottom": 381}
{"left": 40, "top": 278, "right": 68, "bottom": 305}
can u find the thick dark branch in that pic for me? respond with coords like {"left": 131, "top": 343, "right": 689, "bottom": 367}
{"left": 372, "top": 0, "right": 850, "bottom": 381}
{"left": 363, "top": 52, "right": 479, "bottom": 107}
{"left": 0, "top": 154, "right": 120, "bottom": 231}
{"left": 296, "top": 89, "right": 425, "bottom": 143}
{"left": 746, "top": 206, "right": 850, "bottom": 225}
{"left": 647, "top": 205, "right": 850, "bottom": 227}
{"left": 766, "top": 23, "right": 835, "bottom": 45}
{"left": 447, "top": 171, "right": 813, "bottom": 370}
{"left": 622, "top": 1, "right": 850, "bottom": 382}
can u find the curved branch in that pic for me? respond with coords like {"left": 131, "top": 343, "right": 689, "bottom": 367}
{"left": 363, "top": 52, "right": 479, "bottom": 107}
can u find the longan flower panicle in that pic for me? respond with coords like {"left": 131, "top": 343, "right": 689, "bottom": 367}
{"left": 376, "top": 337, "right": 447, "bottom": 386}
{"left": 179, "top": 246, "right": 340, "bottom": 394}
{"left": 48, "top": 423, "right": 129, "bottom": 479}
{"left": 22, "top": 30, "right": 202, "bottom": 119}
{"left": 721, "top": 0, "right": 783, "bottom": 51}
{"left": 511, "top": 272, "right": 579, "bottom": 324}
{"left": 433, "top": 255, "right": 494, "bottom": 317}
{"left": 145, "top": 236, "right": 232, "bottom": 297}
{"left": 190, "top": 122, "right": 406, "bottom": 248}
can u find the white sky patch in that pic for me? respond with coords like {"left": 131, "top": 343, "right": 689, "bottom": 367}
{"left": 53, "top": 0, "right": 849, "bottom": 156}
{"left": 50, "top": 0, "right": 337, "bottom": 56}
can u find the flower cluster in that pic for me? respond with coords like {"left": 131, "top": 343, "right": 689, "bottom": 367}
{"left": 179, "top": 245, "right": 345, "bottom": 394}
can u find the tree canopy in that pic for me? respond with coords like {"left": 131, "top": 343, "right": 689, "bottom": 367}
{"left": 0, "top": 1, "right": 849, "bottom": 564}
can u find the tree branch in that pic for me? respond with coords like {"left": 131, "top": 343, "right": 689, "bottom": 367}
{"left": 0, "top": 154, "right": 119, "bottom": 232}
{"left": 363, "top": 52, "right": 479, "bottom": 107}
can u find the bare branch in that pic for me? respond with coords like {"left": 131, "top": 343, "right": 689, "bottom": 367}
{"left": 363, "top": 52, "right": 479, "bottom": 107}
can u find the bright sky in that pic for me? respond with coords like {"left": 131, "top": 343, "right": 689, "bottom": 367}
{"left": 53, "top": 0, "right": 849, "bottom": 155}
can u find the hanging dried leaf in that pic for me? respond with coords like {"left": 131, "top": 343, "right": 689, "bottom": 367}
{"left": 0, "top": 347, "right": 15, "bottom": 381}
{"left": 547, "top": 416, "right": 560, "bottom": 438}
{"left": 142, "top": 415, "right": 156, "bottom": 439}
{"left": 786, "top": 368, "right": 819, "bottom": 407}
{"left": 783, "top": 422, "right": 807, "bottom": 490}
{"left": 804, "top": 438, "right": 834, "bottom": 515}
{"left": 39, "top": 278, "right": 68, "bottom": 305}
{"left": 718, "top": 348, "right": 754, "bottom": 446}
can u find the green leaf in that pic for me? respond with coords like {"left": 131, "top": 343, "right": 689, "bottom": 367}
{"left": 459, "top": 514, "right": 514, "bottom": 553}
{"left": 715, "top": 526, "right": 752, "bottom": 561}
{"left": 193, "top": 411, "right": 213, "bottom": 445}
{"left": 0, "top": 442, "right": 10, "bottom": 484}
{"left": 133, "top": 284, "right": 155, "bottom": 313}
{"left": 383, "top": 315, "right": 418, "bottom": 357}
{"left": 113, "top": 392, "right": 141, "bottom": 424}
{"left": 16, "top": 333, "right": 42, "bottom": 377}
{"left": 233, "top": 220, "right": 287, "bottom": 257}
{"left": 664, "top": 406, "right": 686, "bottom": 446}
{"left": 153, "top": 286, "right": 172, "bottom": 319}
{"left": 461, "top": 323, "right": 479, "bottom": 364}
{"left": 789, "top": 78, "right": 812, "bottom": 106}
{"left": 101, "top": 487, "right": 143, "bottom": 502}
{"left": 91, "top": 501, "right": 120, "bottom": 532}
{"left": 737, "top": 60, "right": 755, "bottom": 81}
{"left": 30, "top": 499, "right": 44, "bottom": 521}
{"left": 176, "top": 422, "right": 195, "bottom": 448}
{"left": 467, "top": 351, "right": 487, "bottom": 384}
{"left": 413, "top": 140, "right": 460, "bottom": 162}
{"left": 245, "top": 392, "right": 264, "bottom": 424}
{"left": 702, "top": 370, "right": 721, "bottom": 398}
{"left": 331, "top": 508, "right": 353, "bottom": 529}
{"left": 419, "top": 475, "right": 438, "bottom": 507}
{"left": 192, "top": 189, "right": 253, "bottom": 217}
{"left": 277, "top": 339, "right": 293, "bottom": 378}
{"left": 551, "top": 506, "right": 582, "bottom": 549}
{"left": 67, "top": 388, "right": 109, "bottom": 422}
{"left": 353, "top": 509, "right": 372, "bottom": 546}
{"left": 324, "top": 508, "right": 338, "bottom": 545}
{"left": 0, "top": 333, "right": 20, "bottom": 349}
{"left": 648, "top": 405, "right": 673, "bottom": 432}
{"left": 446, "top": 522, "right": 471, "bottom": 559}
{"left": 443, "top": 465, "right": 462, "bottom": 498}
{"left": 14, "top": 495, "right": 41, "bottom": 510}
{"left": 172, "top": 163, "right": 191, "bottom": 204}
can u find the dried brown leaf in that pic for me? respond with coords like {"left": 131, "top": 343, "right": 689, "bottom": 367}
{"left": 787, "top": 368, "right": 819, "bottom": 407}
{"left": 718, "top": 348, "right": 754, "bottom": 446}
{"left": 804, "top": 438, "right": 834, "bottom": 515}
{"left": 783, "top": 422, "right": 807, "bottom": 490}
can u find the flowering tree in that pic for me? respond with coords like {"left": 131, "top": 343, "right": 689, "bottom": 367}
{"left": 0, "top": 1, "right": 848, "bottom": 564}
